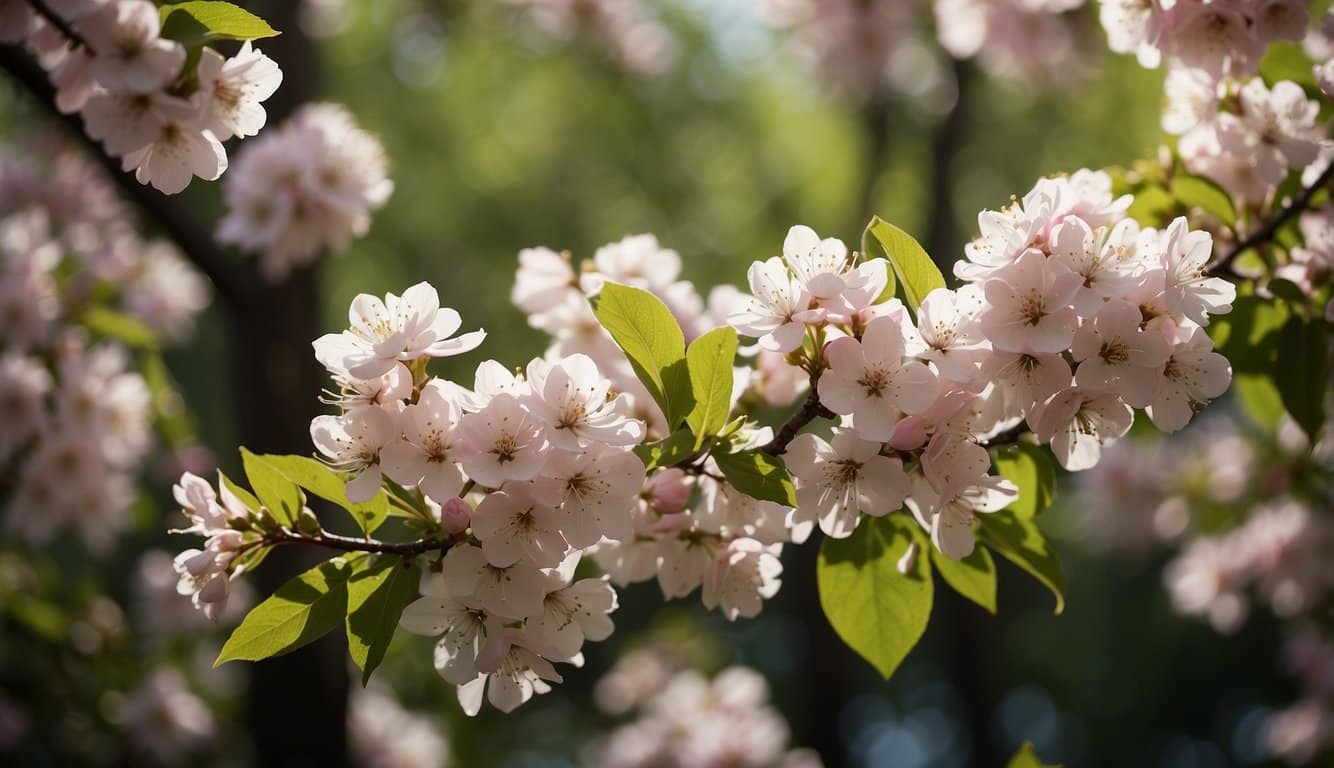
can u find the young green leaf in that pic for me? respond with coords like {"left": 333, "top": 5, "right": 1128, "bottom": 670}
{"left": 1259, "top": 42, "right": 1317, "bottom": 91}
{"left": 346, "top": 555, "right": 421, "bottom": 685}
{"left": 1274, "top": 316, "right": 1328, "bottom": 440}
{"left": 216, "top": 556, "right": 360, "bottom": 665}
{"left": 1169, "top": 174, "right": 1237, "bottom": 227}
{"left": 991, "top": 443, "right": 1055, "bottom": 519}
{"left": 256, "top": 454, "right": 390, "bottom": 535}
{"left": 818, "top": 515, "right": 933, "bottom": 679}
{"left": 590, "top": 282, "right": 693, "bottom": 426}
{"left": 863, "top": 216, "right": 946, "bottom": 317}
{"left": 1232, "top": 373, "right": 1286, "bottom": 428}
{"left": 1207, "top": 295, "right": 1288, "bottom": 374}
{"left": 218, "top": 469, "right": 260, "bottom": 512}
{"left": 1124, "top": 184, "right": 1177, "bottom": 227}
{"left": 1007, "top": 742, "right": 1063, "bottom": 768}
{"left": 633, "top": 429, "right": 696, "bottom": 471}
{"left": 978, "top": 511, "right": 1066, "bottom": 614}
{"left": 714, "top": 450, "right": 797, "bottom": 506}
{"left": 685, "top": 326, "right": 738, "bottom": 449}
{"left": 240, "top": 448, "right": 304, "bottom": 527}
{"left": 931, "top": 545, "right": 997, "bottom": 614}
{"left": 159, "top": 1, "right": 280, "bottom": 47}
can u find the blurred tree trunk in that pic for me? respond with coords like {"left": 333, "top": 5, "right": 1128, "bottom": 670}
{"left": 227, "top": 5, "right": 350, "bottom": 766}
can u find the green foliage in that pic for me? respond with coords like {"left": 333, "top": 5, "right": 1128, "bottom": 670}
{"left": 684, "top": 327, "right": 738, "bottom": 449}
{"left": 254, "top": 454, "right": 390, "bottom": 535}
{"left": 240, "top": 448, "right": 304, "bottom": 527}
{"left": 1260, "top": 43, "right": 1317, "bottom": 91}
{"left": 863, "top": 216, "right": 946, "bottom": 316}
{"left": 931, "top": 545, "right": 997, "bottom": 614}
{"left": 1169, "top": 174, "right": 1236, "bottom": 227}
{"left": 219, "top": 469, "right": 260, "bottom": 512}
{"left": 817, "top": 515, "right": 932, "bottom": 679}
{"left": 992, "top": 443, "right": 1056, "bottom": 519}
{"left": 633, "top": 428, "right": 696, "bottom": 471}
{"left": 79, "top": 307, "right": 158, "bottom": 349}
{"left": 216, "top": 556, "right": 361, "bottom": 665}
{"left": 346, "top": 555, "right": 421, "bottom": 685}
{"left": 1125, "top": 184, "right": 1177, "bottom": 227}
{"left": 713, "top": 450, "right": 797, "bottom": 506}
{"left": 1275, "top": 316, "right": 1329, "bottom": 440}
{"left": 1007, "top": 742, "right": 1063, "bottom": 768}
{"left": 1233, "top": 373, "right": 1286, "bottom": 428}
{"left": 590, "top": 282, "right": 693, "bottom": 427}
{"left": 1207, "top": 295, "right": 1288, "bottom": 374}
{"left": 159, "top": 2, "right": 279, "bottom": 47}
{"left": 978, "top": 512, "right": 1066, "bottom": 615}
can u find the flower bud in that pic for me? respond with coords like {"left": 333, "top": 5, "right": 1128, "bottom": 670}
{"left": 896, "top": 541, "right": 919, "bottom": 576}
{"left": 296, "top": 508, "right": 321, "bottom": 535}
{"left": 439, "top": 497, "right": 471, "bottom": 535}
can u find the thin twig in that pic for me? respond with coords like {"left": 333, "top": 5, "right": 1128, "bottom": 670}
{"left": 761, "top": 388, "right": 834, "bottom": 456}
{"left": 26, "top": 0, "right": 91, "bottom": 50}
{"left": 1212, "top": 160, "right": 1334, "bottom": 275}
{"left": 267, "top": 529, "right": 455, "bottom": 557}
{"left": 0, "top": 45, "right": 255, "bottom": 311}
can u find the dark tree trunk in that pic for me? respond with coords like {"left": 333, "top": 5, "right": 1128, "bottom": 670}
{"left": 226, "top": 5, "right": 350, "bottom": 766}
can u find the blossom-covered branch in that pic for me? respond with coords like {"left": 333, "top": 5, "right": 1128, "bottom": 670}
{"left": 1215, "top": 160, "right": 1334, "bottom": 275}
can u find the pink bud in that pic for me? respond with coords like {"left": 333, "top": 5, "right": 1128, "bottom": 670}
{"left": 646, "top": 469, "right": 690, "bottom": 514}
{"left": 439, "top": 497, "right": 471, "bottom": 535}
{"left": 888, "top": 416, "right": 928, "bottom": 451}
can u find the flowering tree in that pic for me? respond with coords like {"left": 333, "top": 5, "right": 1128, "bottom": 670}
{"left": 2, "top": 0, "right": 1332, "bottom": 766}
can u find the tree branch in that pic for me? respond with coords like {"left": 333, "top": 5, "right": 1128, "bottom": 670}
{"left": 0, "top": 44, "right": 256, "bottom": 312}
{"left": 267, "top": 529, "right": 455, "bottom": 557}
{"left": 1211, "top": 160, "right": 1334, "bottom": 275}
{"left": 27, "top": 0, "right": 90, "bottom": 49}
{"left": 762, "top": 388, "right": 834, "bottom": 456}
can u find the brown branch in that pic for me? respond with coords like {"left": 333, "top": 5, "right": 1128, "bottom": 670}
{"left": 267, "top": 529, "right": 455, "bottom": 557}
{"left": 0, "top": 44, "right": 256, "bottom": 312}
{"left": 27, "top": 0, "right": 90, "bottom": 49}
{"left": 1211, "top": 160, "right": 1334, "bottom": 275}
{"left": 761, "top": 388, "right": 834, "bottom": 456}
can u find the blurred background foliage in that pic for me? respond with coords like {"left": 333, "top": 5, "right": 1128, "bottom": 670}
{"left": 0, "top": 1, "right": 1305, "bottom": 767}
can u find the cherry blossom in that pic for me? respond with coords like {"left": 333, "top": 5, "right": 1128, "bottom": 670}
{"left": 313, "top": 282, "right": 486, "bottom": 380}
{"left": 817, "top": 314, "right": 939, "bottom": 440}
{"left": 457, "top": 393, "right": 550, "bottom": 488}
{"left": 728, "top": 256, "right": 813, "bottom": 353}
{"left": 525, "top": 354, "right": 644, "bottom": 450}
{"left": 379, "top": 379, "right": 466, "bottom": 503}
{"left": 195, "top": 41, "right": 283, "bottom": 141}
{"left": 1031, "top": 388, "right": 1135, "bottom": 471}
{"left": 310, "top": 405, "right": 396, "bottom": 502}
{"left": 785, "top": 429, "right": 910, "bottom": 539}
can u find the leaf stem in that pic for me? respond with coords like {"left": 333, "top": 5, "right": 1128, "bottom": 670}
{"left": 267, "top": 528, "right": 454, "bottom": 557}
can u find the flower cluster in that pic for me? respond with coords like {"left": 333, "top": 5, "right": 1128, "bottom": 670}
{"left": 16, "top": 0, "right": 282, "bottom": 193}
{"left": 0, "top": 140, "right": 209, "bottom": 550}
{"left": 502, "top": 0, "right": 677, "bottom": 76}
{"left": 758, "top": 0, "right": 920, "bottom": 97}
{"left": 1165, "top": 70, "right": 1325, "bottom": 205}
{"left": 349, "top": 686, "right": 451, "bottom": 768}
{"left": 217, "top": 103, "right": 393, "bottom": 280}
{"left": 716, "top": 173, "right": 1233, "bottom": 559}
{"left": 586, "top": 660, "right": 822, "bottom": 768}
{"left": 1099, "top": 0, "right": 1308, "bottom": 77}
{"left": 934, "top": 0, "right": 1087, "bottom": 85}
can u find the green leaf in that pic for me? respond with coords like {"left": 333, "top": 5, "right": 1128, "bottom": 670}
{"left": 346, "top": 555, "right": 420, "bottom": 685}
{"left": 216, "top": 557, "right": 359, "bottom": 665}
{"left": 1233, "top": 373, "right": 1286, "bottom": 428}
{"left": 685, "top": 327, "right": 738, "bottom": 449}
{"left": 978, "top": 511, "right": 1066, "bottom": 615}
{"left": 1125, "top": 184, "right": 1177, "bottom": 227}
{"left": 817, "top": 515, "right": 932, "bottom": 679}
{"left": 1007, "top": 742, "right": 1063, "bottom": 768}
{"left": 863, "top": 216, "right": 945, "bottom": 316}
{"left": 219, "top": 469, "right": 260, "bottom": 512}
{"left": 931, "top": 545, "right": 996, "bottom": 614}
{"left": 1259, "top": 42, "right": 1317, "bottom": 90}
{"left": 240, "top": 448, "right": 304, "bottom": 527}
{"left": 714, "top": 450, "right": 797, "bottom": 506}
{"left": 1207, "top": 295, "right": 1288, "bottom": 374}
{"left": 991, "top": 443, "right": 1055, "bottom": 519}
{"left": 1169, "top": 174, "right": 1236, "bottom": 227}
{"left": 80, "top": 307, "right": 158, "bottom": 349}
{"left": 590, "top": 282, "right": 693, "bottom": 426}
{"left": 159, "top": 2, "right": 280, "bottom": 47}
{"left": 255, "top": 454, "right": 390, "bottom": 535}
{"left": 1274, "top": 316, "right": 1328, "bottom": 440}
{"left": 633, "top": 428, "right": 696, "bottom": 471}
